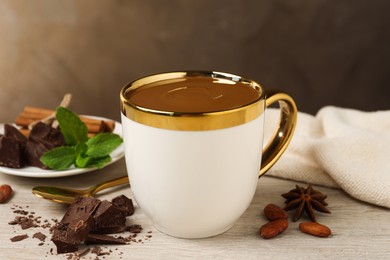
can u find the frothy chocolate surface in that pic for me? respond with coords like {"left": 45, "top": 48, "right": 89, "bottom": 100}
{"left": 126, "top": 77, "right": 261, "bottom": 113}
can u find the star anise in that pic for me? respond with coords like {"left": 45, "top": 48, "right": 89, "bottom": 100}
{"left": 282, "top": 184, "right": 330, "bottom": 222}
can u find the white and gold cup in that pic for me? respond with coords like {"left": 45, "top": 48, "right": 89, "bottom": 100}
{"left": 120, "top": 71, "right": 297, "bottom": 238}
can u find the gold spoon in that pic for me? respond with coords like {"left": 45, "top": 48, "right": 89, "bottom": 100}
{"left": 32, "top": 175, "right": 129, "bottom": 204}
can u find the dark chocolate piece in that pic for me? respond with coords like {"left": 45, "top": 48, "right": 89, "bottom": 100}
{"left": 61, "top": 196, "right": 101, "bottom": 225}
{"left": 28, "top": 122, "right": 65, "bottom": 149}
{"left": 23, "top": 139, "right": 49, "bottom": 169}
{"left": 52, "top": 223, "right": 79, "bottom": 254}
{"left": 51, "top": 196, "right": 134, "bottom": 254}
{"left": 85, "top": 233, "right": 126, "bottom": 245}
{"left": 24, "top": 122, "right": 66, "bottom": 169}
{"left": 112, "top": 195, "right": 134, "bottom": 216}
{"left": 4, "top": 124, "right": 27, "bottom": 146}
{"left": 67, "top": 219, "right": 93, "bottom": 244}
{"left": 0, "top": 136, "right": 23, "bottom": 168}
{"left": 92, "top": 200, "right": 126, "bottom": 234}
{"left": 52, "top": 197, "right": 101, "bottom": 253}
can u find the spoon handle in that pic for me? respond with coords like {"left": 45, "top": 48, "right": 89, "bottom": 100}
{"left": 91, "top": 175, "right": 129, "bottom": 196}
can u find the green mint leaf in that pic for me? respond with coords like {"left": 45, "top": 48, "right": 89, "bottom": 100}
{"left": 40, "top": 146, "right": 78, "bottom": 170}
{"left": 75, "top": 142, "right": 88, "bottom": 155}
{"left": 84, "top": 156, "right": 111, "bottom": 169}
{"left": 86, "top": 133, "right": 123, "bottom": 158}
{"left": 75, "top": 154, "right": 90, "bottom": 168}
{"left": 56, "top": 107, "right": 88, "bottom": 146}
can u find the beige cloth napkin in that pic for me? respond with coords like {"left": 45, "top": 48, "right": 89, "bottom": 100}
{"left": 264, "top": 106, "right": 390, "bottom": 209}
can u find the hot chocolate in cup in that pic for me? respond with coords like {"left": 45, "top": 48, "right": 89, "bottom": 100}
{"left": 120, "top": 71, "right": 297, "bottom": 238}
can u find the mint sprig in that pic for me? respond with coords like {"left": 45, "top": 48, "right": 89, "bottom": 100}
{"left": 40, "top": 107, "right": 123, "bottom": 170}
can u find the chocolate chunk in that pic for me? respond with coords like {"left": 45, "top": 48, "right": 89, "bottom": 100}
{"left": 23, "top": 140, "right": 49, "bottom": 169}
{"left": 92, "top": 200, "right": 126, "bottom": 234}
{"left": 61, "top": 196, "right": 100, "bottom": 243}
{"left": 10, "top": 234, "right": 29, "bottom": 242}
{"left": 67, "top": 219, "right": 93, "bottom": 244}
{"left": 23, "top": 122, "right": 66, "bottom": 169}
{"left": 33, "top": 232, "right": 46, "bottom": 241}
{"left": 0, "top": 136, "right": 23, "bottom": 168}
{"left": 20, "top": 218, "right": 36, "bottom": 229}
{"left": 52, "top": 223, "right": 79, "bottom": 254}
{"left": 85, "top": 234, "right": 126, "bottom": 245}
{"left": 61, "top": 196, "right": 101, "bottom": 225}
{"left": 111, "top": 195, "right": 134, "bottom": 216}
{"left": 4, "top": 124, "right": 27, "bottom": 146}
{"left": 29, "top": 122, "right": 65, "bottom": 149}
{"left": 52, "top": 197, "right": 101, "bottom": 253}
{"left": 52, "top": 196, "right": 134, "bottom": 254}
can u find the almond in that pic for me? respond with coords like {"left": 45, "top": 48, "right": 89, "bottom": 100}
{"left": 0, "top": 184, "right": 12, "bottom": 203}
{"left": 259, "top": 219, "right": 288, "bottom": 239}
{"left": 299, "top": 222, "right": 331, "bottom": 238}
{"left": 264, "top": 203, "right": 288, "bottom": 221}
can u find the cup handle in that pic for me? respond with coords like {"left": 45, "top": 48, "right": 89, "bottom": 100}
{"left": 259, "top": 90, "right": 298, "bottom": 177}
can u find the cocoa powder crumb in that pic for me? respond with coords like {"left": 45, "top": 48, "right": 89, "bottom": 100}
{"left": 126, "top": 224, "right": 143, "bottom": 233}
{"left": 13, "top": 209, "right": 28, "bottom": 215}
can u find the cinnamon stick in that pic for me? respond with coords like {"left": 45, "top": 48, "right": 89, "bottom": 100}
{"left": 15, "top": 106, "right": 115, "bottom": 134}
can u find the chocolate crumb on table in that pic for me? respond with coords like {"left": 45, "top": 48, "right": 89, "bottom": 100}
{"left": 10, "top": 234, "right": 29, "bottom": 242}
{"left": 33, "top": 232, "right": 46, "bottom": 241}
{"left": 126, "top": 224, "right": 143, "bottom": 233}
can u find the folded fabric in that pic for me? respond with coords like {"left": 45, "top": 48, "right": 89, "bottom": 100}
{"left": 264, "top": 106, "right": 390, "bottom": 209}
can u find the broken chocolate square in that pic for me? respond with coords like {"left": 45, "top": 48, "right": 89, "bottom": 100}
{"left": 61, "top": 196, "right": 101, "bottom": 225}
{"left": 29, "top": 122, "right": 65, "bottom": 150}
{"left": 52, "top": 197, "right": 101, "bottom": 254}
{"left": 23, "top": 140, "right": 49, "bottom": 169}
{"left": 23, "top": 122, "right": 66, "bottom": 169}
{"left": 112, "top": 195, "right": 134, "bottom": 216}
{"left": 0, "top": 136, "right": 23, "bottom": 168}
{"left": 4, "top": 124, "right": 27, "bottom": 146}
{"left": 52, "top": 223, "right": 79, "bottom": 254}
{"left": 92, "top": 200, "right": 127, "bottom": 234}
{"left": 51, "top": 196, "right": 134, "bottom": 254}
{"left": 67, "top": 219, "right": 93, "bottom": 244}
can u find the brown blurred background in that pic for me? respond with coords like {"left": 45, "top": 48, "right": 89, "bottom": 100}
{"left": 1, "top": 0, "right": 389, "bottom": 123}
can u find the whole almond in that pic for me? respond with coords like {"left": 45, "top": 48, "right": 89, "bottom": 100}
{"left": 299, "top": 222, "right": 331, "bottom": 238}
{"left": 0, "top": 184, "right": 12, "bottom": 203}
{"left": 264, "top": 203, "right": 288, "bottom": 221}
{"left": 259, "top": 219, "right": 288, "bottom": 239}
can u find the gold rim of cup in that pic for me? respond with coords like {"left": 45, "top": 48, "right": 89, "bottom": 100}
{"left": 120, "top": 71, "right": 266, "bottom": 131}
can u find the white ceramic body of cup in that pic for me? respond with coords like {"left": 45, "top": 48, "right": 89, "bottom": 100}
{"left": 121, "top": 112, "right": 264, "bottom": 238}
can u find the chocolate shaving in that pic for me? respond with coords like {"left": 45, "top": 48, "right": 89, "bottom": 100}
{"left": 10, "top": 234, "right": 29, "bottom": 242}
{"left": 33, "top": 232, "right": 46, "bottom": 241}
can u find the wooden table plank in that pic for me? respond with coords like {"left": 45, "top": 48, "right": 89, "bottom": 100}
{"left": 0, "top": 159, "right": 389, "bottom": 259}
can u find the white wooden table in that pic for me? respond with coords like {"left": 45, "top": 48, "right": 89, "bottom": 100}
{"left": 0, "top": 159, "right": 389, "bottom": 259}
